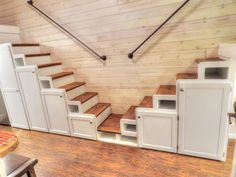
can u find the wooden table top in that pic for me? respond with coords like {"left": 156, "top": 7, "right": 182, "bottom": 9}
{"left": 0, "top": 132, "right": 18, "bottom": 158}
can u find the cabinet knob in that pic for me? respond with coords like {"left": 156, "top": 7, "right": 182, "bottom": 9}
{"left": 180, "top": 88, "right": 184, "bottom": 92}
{"left": 90, "top": 122, "right": 93, "bottom": 124}
{"left": 32, "top": 71, "right": 35, "bottom": 74}
{"left": 60, "top": 96, "right": 63, "bottom": 98}
{"left": 138, "top": 116, "right": 141, "bottom": 119}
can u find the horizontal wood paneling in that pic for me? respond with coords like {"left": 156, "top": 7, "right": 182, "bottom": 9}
{"left": 0, "top": 0, "right": 236, "bottom": 113}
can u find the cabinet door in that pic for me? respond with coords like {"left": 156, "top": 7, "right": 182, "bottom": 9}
{"left": 178, "top": 81, "right": 231, "bottom": 161}
{"left": 42, "top": 91, "right": 70, "bottom": 135}
{"left": 0, "top": 91, "right": 8, "bottom": 124}
{"left": 137, "top": 108, "right": 178, "bottom": 153}
{"left": 2, "top": 89, "right": 29, "bottom": 129}
{"left": 17, "top": 68, "right": 48, "bottom": 132}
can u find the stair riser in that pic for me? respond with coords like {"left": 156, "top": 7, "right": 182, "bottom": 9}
{"left": 66, "top": 85, "right": 86, "bottom": 100}
{"left": 12, "top": 46, "right": 40, "bottom": 54}
{"left": 38, "top": 65, "right": 63, "bottom": 76}
{"left": 52, "top": 75, "right": 75, "bottom": 88}
{"left": 25, "top": 55, "right": 51, "bottom": 65}
{"left": 81, "top": 96, "right": 98, "bottom": 113}
{"left": 96, "top": 106, "right": 112, "bottom": 128}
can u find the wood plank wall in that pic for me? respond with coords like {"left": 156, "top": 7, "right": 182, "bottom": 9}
{"left": 0, "top": 0, "right": 236, "bottom": 113}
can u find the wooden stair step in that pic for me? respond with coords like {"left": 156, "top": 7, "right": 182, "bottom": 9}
{"left": 196, "top": 58, "right": 224, "bottom": 64}
{"left": 71, "top": 92, "right": 98, "bottom": 103}
{"left": 85, "top": 103, "right": 111, "bottom": 117}
{"left": 60, "top": 82, "right": 86, "bottom": 92}
{"left": 97, "top": 114, "right": 122, "bottom": 134}
{"left": 25, "top": 53, "right": 50, "bottom": 57}
{"left": 38, "top": 62, "right": 62, "bottom": 69}
{"left": 157, "top": 85, "right": 176, "bottom": 95}
{"left": 122, "top": 106, "right": 138, "bottom": 120}
{"left": 176, "top": 73, "right": 198, "bottom": 80}
{"left": 139, "top": 96, "right": 153, "bottom": 108}
{"left": 12, "top": 43, "right": 40, "bottom": 47}
{"left": 50, "top": 71, "right": 74, "bottom": 80}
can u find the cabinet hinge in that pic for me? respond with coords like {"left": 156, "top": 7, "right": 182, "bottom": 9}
{"left": 177, "top": 145, "right": 179, "bottom": 151}
{"left": 177, "top": 116, "right": 179, "bottom": 121}
{"left": 223, "top": 152, "right": 225, "bottom": 157}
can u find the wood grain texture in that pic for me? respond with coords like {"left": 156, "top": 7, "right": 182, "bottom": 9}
{"left": 157, "top": 85, "right": 176, "bottom": 95}
{"left": 12, "top": 43, "right": 40, "bottom": 47}
{"left": 59, "top": 82, "right": 86, "bottom": 92}
{"left": 25, "top": 53, "right": 50, "bottom": 57}
{"left": 139, "top": 96, "right": 153, "bottom": 108}
{"left": 50, "top": 71, "right": 74, "bottom": 80}
{"left": 71, "top": 92, "right": 98, "bottom": 103}
{"left": 0, "top": 125, "right": 235, "bottom": 177}
{"left": 122, "top": 106, "right": 138, "bottom": 120}
{"left": 195, "top": 58, "right": 224, "bottom": 64}
{"left": 1, "top": 0, "right": 236, "bottom": 113}
{"left": 176, "top": 72, "right": 198, "bottom": 80}
{"left": 85, "top": 103, "right": 111, "bottom": 117}
{"left": 37, "top": 62, "right": 61, "bottom": 69}
{"left": 97, "top": 114, "right": 122, "bottom": 134}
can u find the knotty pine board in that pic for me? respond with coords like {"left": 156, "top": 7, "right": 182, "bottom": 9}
{"left": 0, "top": 0, "right": 236, "bottom": 113}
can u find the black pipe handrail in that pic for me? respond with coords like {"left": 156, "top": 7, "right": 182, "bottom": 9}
{"left": 128, "top": 0, "right": 190, "bottom": 59}
{"left": 27, "top": 0, "right": 107, "bottom": 61}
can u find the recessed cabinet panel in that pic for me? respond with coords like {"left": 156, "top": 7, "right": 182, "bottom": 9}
{"left": 2, "top": 89, "right": 29, "bottom": 129}
{"left": 43, "top": 91, "right": 70, "bottom": 135}
{"left": 137, "top": 108, "right": 177, "bottom": 153}
{"left": 178, "top": 80, "right": 231, "bottom": 161}
{"left": 17, "top": 68, "right": 48, "bottom": 132}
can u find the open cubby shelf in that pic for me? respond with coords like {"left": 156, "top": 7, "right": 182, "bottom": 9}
{"left": 158, "top": 100, "right": 176, "bottom": 110}
{"left": 204, "top": 67, "right": 229, "bottom": 80}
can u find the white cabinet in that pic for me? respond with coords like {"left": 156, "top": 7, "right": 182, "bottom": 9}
{"left": 69, "top": 114, "right": 96, "bottom": 140}
{"left": 137, "top": 108, "right": 178, "bottom": 153}
{"left": 1, "top": 89, "right": 29, "bottom": 129}
{"left": 178, "top": 80, "right": 231, "bottom": 161}
{"left": 16, "top": 66, "right": 48, "bottom": 132}
{"left": 42, "top": 90, "right": 70, "bottom": 135}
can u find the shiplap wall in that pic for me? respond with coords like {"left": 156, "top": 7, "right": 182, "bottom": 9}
{"left": 0, "top": 0, "right": 236, "bottom": 113}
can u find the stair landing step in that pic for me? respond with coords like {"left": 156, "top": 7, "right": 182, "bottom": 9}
{"left": 50, "top": 71, "right": 74, "bottom": 80}
{"left": 139, "top": 96, "right": 153, "bottom": 108}
{"left": 196, "top": 58, "right": 224, "bottom": 64}
{"left": 122, "top": 106, "right": 138, "bottom": 120}
{"left": 176, "top": 73, "right": 197, "bottom": 80}
{"left": 25, "top": 53, "right": 50, "bottom": 57}
{"left": 97, "top": 114, "right": 122, "bottom": 134}
{"left": 71, "top": 92, "right": 98, "bottom": 104}
{"left": 60, "top": 82, "right": 85, "bottom": 92}
{"left": 157, "top": 85, "right": 176, "bottom": 95}
{"left": 12, "top": 43, "right": 40, "bottom": 47}
{"left": 38, "top": 62, "right": 62, "bottom": 69}
{"left": 85, "top": 103, "right": 111, "bottom": 117}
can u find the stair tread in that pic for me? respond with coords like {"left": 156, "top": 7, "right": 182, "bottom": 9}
{"left": 50, "top": 71, "right": 74, "bottom": 80}
{"left": 122, "top": 106, "right": 138, "bottom": 120}
{"left": 139, "top": 96, "right": 153, "bottom": 108}
{"left": 97, "top": 114, "right": 122, "bottom": 134}
{"left": 12, "top": 43, "right": 40, "bottom": 47}
{"left": 25, "top": 53, "right": 50, "bottom": 57}
{"left": 38, "top": 62, "right": 62, "bottom": 69}
{"left": 196, "top": 58, "right": 224, "bottom": 64}
{"left": 60, "top": 82, "right": 86, "bottom": 92}
{"left": 71, "top": 92, "right": 98, "bottom": 104}
{"left": 85, "top": 103, "right": 111, "bottom": 117}
{"left": 176, "top": 73, "right": 198, "bottom": 80}
{"left": 157, "top": 85, "right": 176, "bottom": 95}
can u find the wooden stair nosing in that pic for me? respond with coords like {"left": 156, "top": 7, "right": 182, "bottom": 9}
{"left": 12, "top": 43, "right": 40, "bottom": 47}
{"left": 71, "top": 92, "right": 98, "bottom": 104}
{"left": 38, "top": 62, "right": 62, "bottom": 69}
{"left": 50, "top": 71, "right": 74, "bottom": 80}
{"left": 139, "top": 96, "right": 153, "bottom": 108}
{"left": 176, "top": 73, "right": 198, "bottom": 80}
{"left": 157, "top": 85, "right": 176, "bottom": 95}
{"left": 25, "top": 53, "right": 50, "bottom": 57}
{"left": 60, "top": 82, "right": 86, "bottom": 92}
{"left": 196, "top": 58, "right": 224, "bottom": 64}
{"left": 122, "top": 106, "right": 138, "bottom": 120}
{"left": 97, "top": 114, "right": 122, "bottom": 134}
{"left": 85, "top": 103, "right": 111, "bottom": 117}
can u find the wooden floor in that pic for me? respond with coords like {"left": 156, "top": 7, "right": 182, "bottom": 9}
{"left": 0, "top": 125, "right": 235, "bottom": 177}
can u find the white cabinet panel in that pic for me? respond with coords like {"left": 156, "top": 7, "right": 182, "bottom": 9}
{"left": 137, "top": 108, "right": 177, "bottom": 153}
{"left": 69, "top": 114, "right": 96, "bottom": 140}
{"left": 178, "top": 80, "right": 231, "bottom": 161}
{"left": 0, "top": 44, "right": 18, "bottom": 88}
{"left": 42, "top": 90, "right": 70, "bottom": 135}
{"left": 1, "top": 89, "right": 29, "bottom": 129}
{"left": 17, "top": 67, "right": 48, "bottom": 132}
